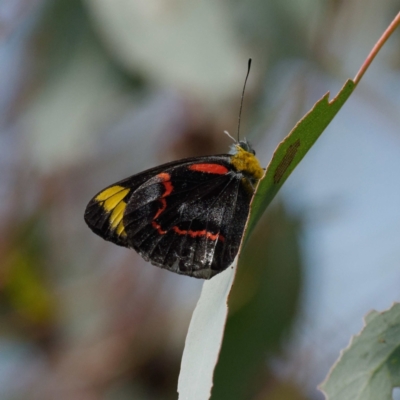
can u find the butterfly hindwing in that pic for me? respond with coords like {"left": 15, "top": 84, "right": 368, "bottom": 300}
{"left": 126, "top": 168, "right": 229, "bottom": 278}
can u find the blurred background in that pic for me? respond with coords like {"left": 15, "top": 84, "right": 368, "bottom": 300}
{"left": 0, "top": 1, "right": 400, "bottom": 399}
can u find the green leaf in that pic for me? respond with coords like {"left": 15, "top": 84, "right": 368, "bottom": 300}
{"left": 245, "top": 79, "right": 356, "bottom": 241}
{"left": 211, "top": 203, "right": 302, "bottom": 400}
{"left": 319, "top": 303, "right": 400, "bottom": 400}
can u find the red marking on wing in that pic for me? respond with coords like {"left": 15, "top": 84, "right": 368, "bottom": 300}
{"left": 189, "top": 163, "right": 229, "bottom": 175}
{"left": 162, "top": 181, "right": 173, "bottom": 197}
{"left": 152, "top": 171, "right": 224, "bottom": 242}
{"left": 157, "top": 173, "right": 173, "bottom": 197}
{"left": 157, "top": 172, "right": 170, "bottom": 181}
{"left": 152, "top": 221, "right": 167, "bottom": 235}
{"left": 154, "top": 198, "right": 166, "bottom": 220}
{"left": 153, "top": 173, "right": 173, "bottom": 223}
{"left": 172, "top": 226, "right": 224, "bottom": 242}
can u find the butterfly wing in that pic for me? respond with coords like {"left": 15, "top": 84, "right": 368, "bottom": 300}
{"left": 84, "top": 155, "right": 254, "bottom": 279}
{"left": 84, "top": 156, "right": 209, "bottom": 247}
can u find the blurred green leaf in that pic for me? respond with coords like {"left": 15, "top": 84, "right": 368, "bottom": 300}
{"left": 4, "top": 252, "right": 54, "bottom": 324}
{"left": 320, "top": 303, "right": 400, "bottom": 400}
{"left": 85, "top": 0, "right": 246, "bottom": 103}
{"left": 37, "top": 0, "right": 144, "bottom": 87}
{"left": 211, "top": 204, "right": 302, "bottom": 400}
{"left": 258, "top": 379, "right": 308, "bottom": 400}
{"left": 2, "top": 215, "right": 54, "bottom": 326}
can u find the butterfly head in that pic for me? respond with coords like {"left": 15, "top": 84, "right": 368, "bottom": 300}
{"left": 238, "top": 138, "right": 255, "bottom": 155}
{"left": 227, "top": 135, "right": 255, "bottom": 155}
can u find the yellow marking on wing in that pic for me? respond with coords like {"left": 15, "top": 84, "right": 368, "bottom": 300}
{"left": 95, "top": 185, "right": 130, "bottom": 236}
{"left": 97, "top": 187, "right": 130, "bottom": 212}
{"left": 109, "top": 201, "right": 127, "bottom": 230}
{"left": 116, "top": 221, "right": 126, "bottom": 236}
{"left": 230, "top": 145, "right": 264, "bottom": 180}
{"left": 96, "top": 185, "right": 127, "bottom": 202}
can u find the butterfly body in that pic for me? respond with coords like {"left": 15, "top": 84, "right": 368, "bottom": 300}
{"left": 84, "top": 141, "right": 263, "bottom": 279}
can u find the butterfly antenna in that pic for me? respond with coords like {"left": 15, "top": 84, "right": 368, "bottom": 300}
{"left": 223, "top": 130, "right": 236, "bottom": 142}
{"left": 237, "top": 58, "right": 252, "bottom": 142}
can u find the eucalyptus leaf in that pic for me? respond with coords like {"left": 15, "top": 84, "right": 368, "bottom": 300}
{"left": 320, "top": 303, "right": 400, "bottom": 400}
{"left": 245, "top": 79, "right": 356, "bottom": 241}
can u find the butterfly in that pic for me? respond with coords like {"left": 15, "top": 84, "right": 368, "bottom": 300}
{"left": 84, "top": 138, "right": 263, "bottom": 279}
{"left": 84, "top": 59, "right": 264, "bottom": 279}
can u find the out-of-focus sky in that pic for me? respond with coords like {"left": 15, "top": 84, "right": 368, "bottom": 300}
{"left": 0, "top": 1, "right": 399, "bottom": 399}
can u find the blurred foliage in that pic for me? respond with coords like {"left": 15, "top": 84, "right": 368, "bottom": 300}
{"left": 1, "top": 213, "right": 55, "bottom": 340}
{"left": 35, "top": 0, "right": 145, "bottom": 89}
{"left": 257, "top": 378, "right": 309, "bottom": 400}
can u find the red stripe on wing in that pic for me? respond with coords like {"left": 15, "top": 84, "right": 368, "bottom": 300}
{"left": 172, "top": 226, "right": 224, "bottom": 242}
{"left": 188, "top": 164, "right": 229, "bottom": 175}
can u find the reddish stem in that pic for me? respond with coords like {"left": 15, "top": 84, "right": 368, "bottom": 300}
{"left": 354, "top": 12, "right": 400, "bottom": 85}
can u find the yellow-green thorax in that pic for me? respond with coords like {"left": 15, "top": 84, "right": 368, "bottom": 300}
{"left": 230, "top": 144, "right": 264, "bottom": 180}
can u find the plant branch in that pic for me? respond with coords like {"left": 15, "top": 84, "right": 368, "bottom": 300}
{"left": 354, "top": 12, "right": 400, "bottom": 85}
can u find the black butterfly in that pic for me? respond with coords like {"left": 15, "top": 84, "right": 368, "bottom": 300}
{"left": 84, "top": 139, "right": 263, "bottom": 279}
